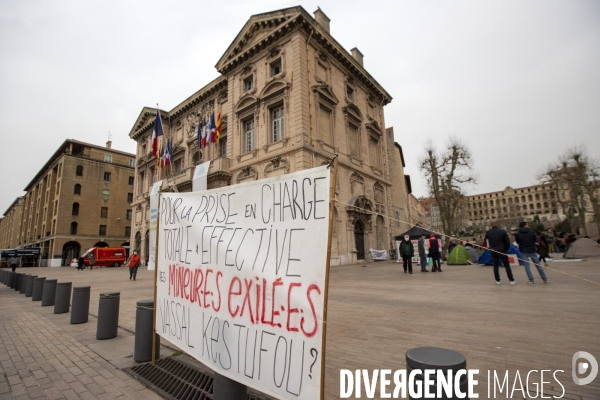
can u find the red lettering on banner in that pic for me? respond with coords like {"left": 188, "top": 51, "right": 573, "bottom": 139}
{"left": 287, "top": 282, "right": 301, "bottom": 332}
{"left": 240, "top": 278, "right": 255, "bottom": 323}
{"left": 228, "top": 277, "right": 242, "bottom": 317}
{"left": 203, "top": 269, "right": 213, "bottom": 309}
{"left": 213, "top": 271, "right": 223, "bottom": 311}
{"left": 271, "top": 277, "right": 283, "bottom": 328}
{"left": 301, "top": 284, "right": 320, "bottom": 337}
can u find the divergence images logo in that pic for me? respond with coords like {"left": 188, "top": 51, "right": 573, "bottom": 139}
{"left": 572, "top": 351, "right": 598, "bottom": 386}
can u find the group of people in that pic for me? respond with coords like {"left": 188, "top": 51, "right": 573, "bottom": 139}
{"left": 485, "top": 221, "right": 548, "bottom": 285}
{"left": 398, "top": 233, "right": 442, "bottom": 274}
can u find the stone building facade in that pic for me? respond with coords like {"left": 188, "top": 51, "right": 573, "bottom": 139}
{"left": 0, "top": 140, "right": 135, "bottom": 266}
{"left": 129, "top": 7, "right": 413, "bottom": 265}
{"left": 0, "top": 197, "right": 24, "bottom": 250}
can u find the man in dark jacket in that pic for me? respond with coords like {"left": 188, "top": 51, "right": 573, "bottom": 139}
{"left": 399, "top": 235, "right": 414, "bottom": 274}
{"left": 484, "top": 222, "right": 515, "bottom": 284}
{"left": 428, "top": 234, "right": 442, "bottom": 272}
{"left": 515, "top": 222, "right": 548, "bottom": 284}
{"left": 417, "top": 234, "right": 428, "bottom": 272}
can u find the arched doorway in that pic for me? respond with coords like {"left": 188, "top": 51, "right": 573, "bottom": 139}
{"left": 354, "top": 221, "right": 365, "bottom": 261}
{"left": 62, "top": 241, "right": 81, "bottom": 266}
{"left": 94, "top": 241, "right": 109, "bottom": 248}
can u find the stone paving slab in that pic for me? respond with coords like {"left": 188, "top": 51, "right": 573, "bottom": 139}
{"left": 1, "top": 256, "right": 599, "bottom": 399}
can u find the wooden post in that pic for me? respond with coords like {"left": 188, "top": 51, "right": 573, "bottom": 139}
{"left": 151, "top": 190, "right": 161, "bottom": 364}
{"left": 320, "top": 149, "right": 339, "bottom": 400}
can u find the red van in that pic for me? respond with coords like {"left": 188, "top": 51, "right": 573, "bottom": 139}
{"left": 81, "top": 247, "right": 127, "bottom": 268}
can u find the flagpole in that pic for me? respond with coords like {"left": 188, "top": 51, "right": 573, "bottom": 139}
{"left": 320, "top": 148, "right": 339, "bottom": 400}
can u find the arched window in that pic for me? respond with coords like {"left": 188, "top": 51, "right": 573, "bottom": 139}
{"left": 70, "top": 222, "right": 78, "bottom": 235}
{"left": 74, "top": 184, "right": 81, "bottom": 195}
{"left": 536, "top": 203, "right": 541, "bottom": 209}
{"left": 76, "top": 165, "right": 83, "bottom": 176}
{"left": 528, "top": 195, "right": 533, "bottom": 201}
{"left": 135, "top": 231, "right": 142, "bottom": 253}
{"left": 72, "top": 202, "right": 79, "bottom": 216}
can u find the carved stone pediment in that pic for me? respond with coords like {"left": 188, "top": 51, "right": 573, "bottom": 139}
{"left": 365, "top": 119, "right": 383, "bottom": 137}
{"left": 260, "top": 79, "right": 289, "bottom": 102}
{"left": 312, "top": 84, "right": 339, "bottom": 106}
{"left": 342, "top": 104, "right": 363, "bottom": 123}
{"left": 235, "top": 94, "right": 258, "bottom": 114}
{"left": 346, "top": 196, "right": 374, "bottom": 232}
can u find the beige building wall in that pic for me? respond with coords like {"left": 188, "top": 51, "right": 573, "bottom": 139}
{"left": 0, "top": 197, "right": 23, "bottom": 249}
{"left": 129, "top": 6, "right": 411, "bottom": 265}
{"left": 0, "top": 140, "right": 135, "bottom": 266}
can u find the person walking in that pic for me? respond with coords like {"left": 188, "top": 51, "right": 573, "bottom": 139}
{"left": 129, "top": 251, "right": 140, "bottom": 281}
{"left": 515, "top": 222, "right": 548, "bottom": 284}
{"left": 417, "top": 233, "right": 429, "bottom": 272}
{"left": 77, "top": 256, "right": 85, "bottom": 271}
{"left": 537, "top": 231, "right": 550, "bottom": 267}
{"left": 9, "top": 255, "right": 19, "bottom": 272}
{"left": 399, "top": 235, "right": 414, "bottom": 274}
{"left": 88, "top": 253, "right": 95, "bottom": 271}
{"left": 428, "top": 234, "right": 442, "bottom": 272}
{"left": 484, "top": 222, "right": 515, "bottom": 284}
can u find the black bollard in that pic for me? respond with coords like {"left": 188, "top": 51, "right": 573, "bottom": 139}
{"left": 54, "top": 282, "right": 72, "bottom": 314}
{"left": 19, "top": 275, "right": 28, "bottom": 294}
{"left": 96, "top": 292, "right": 120, "bottom": 339}
{"left": 0, "top": 270, "right": 5, "bottom": 284}
{"left": 10, "top": 272, "right": 18, "bottom": 289}
{"left": 41, "top": 279, "right": 58, "bottom": 307}
{"left": 15, "top": 273, "right": 25, "bottom": 292}
{"left": 406, "top": 347, "right": 468, "bottom": 400}
{"left": 32, "top": 277, "right": 45, "bottom": 301}
{"left": 70, "top": 286, "right": 91, "bottom": 324}
{"left": 213, "top": 373, "right": 247, "bottom": 400}
{"left": 134, "top": 300, "right": 160, "bottom": 362}
{"left": 3, "top": 271, "right": 9, "bottom": 286}
{"left": 25, "top": 275, "right": 37, "bottom": 297}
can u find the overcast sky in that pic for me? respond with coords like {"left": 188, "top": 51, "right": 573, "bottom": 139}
{"left": 1, "top": 0, "right": 598, "bottom": 213}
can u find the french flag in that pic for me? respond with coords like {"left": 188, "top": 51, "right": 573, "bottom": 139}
{"left": 151, "top": 109, "right": 164, "bottom": 157}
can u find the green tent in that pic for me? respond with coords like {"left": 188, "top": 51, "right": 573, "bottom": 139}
{"left": 447, "top": 245, "right": 471, "bottom": 265}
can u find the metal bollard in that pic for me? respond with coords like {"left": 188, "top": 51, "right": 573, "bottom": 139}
{"left": 406, "top": 347, "right": 468, "bottom": 400}
{"left": 96, "top": 292, "right": 120, "bottom": 339}
{"left": 0, "top": 270, "right": 5, "bottom": 284}
{"left": 19, "top": 275, "right": 28, "bottom": 294}
{"left": 15, "top": 273, "right": 25, "bottom": 292}
{"left": 134, "top": 300, "right": 160, "bottom": 362}
{"left": 70, "top": 286, "right": 91, "bottom": 324}
{"left": 2, "top": 270, "right": 8, "bottom": 285}
{"left": 54, "top": 282, "right": 72, "bottom": 314}
{"left": 41, "top": 279, "right": 58, "bottom": 306}
{"left": 213, "top": 373, "right": 247, "bottom": 400}
{"left": 32, "top": 277, "right": 45, "bottom": 301}
{"left": 25, "top": 275, "right": 37, "bottom": 297}
{"left": 10, "top": 272, "right": 18, "bottom": 289}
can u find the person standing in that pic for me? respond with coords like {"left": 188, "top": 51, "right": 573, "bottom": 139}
{"left": 88, "top": 253, "right": 95, "bottom": 271}
{"left": 484, "top": 222, "right": 515, "bottom": 284}
{"left": 9, "top": 255, "right": 19, "bottom": 272}
{"left": 417, "top": 234, "right": 429, "bottom": 272}
{"left": 515, "top": 222, "right": 548, "bottom": 284}
{"left": 399, "top": 235, "right": 414, "bottom": 274}
{"left": 129, "top": 251, "right": 140, "bottom": 281}
{"left": 537, "top": 231, "right": 550, "bottom": 267}
{"left": 428, "top": 234, "right": 441, "bottom": 272}
{"left": 77, "top": 256, "right": 85, "bottom": 271}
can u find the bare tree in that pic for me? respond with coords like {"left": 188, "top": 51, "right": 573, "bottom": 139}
{"left": 419, "top": 137, "right": 477, "bottom": 250}
{"left": 539, "top": 146, "right": 600, "bottom": 235}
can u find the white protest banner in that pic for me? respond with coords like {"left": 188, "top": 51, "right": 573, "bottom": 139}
{"left": 369, "top": 249, "right": 388, "bottom": 260}
{"left": 156, "top": 166, "right": 330, "bottom": 400}
{"left": 192, "top": 160, "right": 211, "bottom": 192}
{"left": 147, "top": 180, "right": 163, "bottom": 270}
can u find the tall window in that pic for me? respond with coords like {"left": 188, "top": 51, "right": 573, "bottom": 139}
{"left": 346, "top": 86, "right": 354, "bottom": 101}
{"left": 70, "top": 222, "right": 78, "bottom": 235}
{"left": 244, "top": 76, "right": 253, "bottom": 92}
{"left": 102, "top": 190, "right": 110, "bottom": 201}
{"left": 127, "top": 193, "right": 133, "bottom": 203}
{"left": 129, "top": 159, "right": 135, "bottom": 167}
{"left": 76, "top": 165, "right": 83, "bottom": 176}
{"left": 270, "top": 59, "right": 282, "bottom": 77}
{"left": 104, "top": 154, "right": 112, "bottom": 163}
{"left": 126, "top": 209, "right": 132, "bottom": 220}
{"left": 220, "top": 138, "right": 227, "bottom": 157}
{"left": 103, "top": 172, "right": 111, "bottom": 183}
{"left": 318, "top": 105, "right": 333, "bottom": 145}
{"left": 128, "top": 176, "right": 134, "bottom": 186}
{"left": 72, "top": 203, "right": 79, "bottom": 216}
{"left": 100, "top": 207, "right": 108, "bottom": 218}
{"left": 369, "top": 138, "right": 381, "bottom": 169}
{"left": 99, "top": 225, "right": 107, "bottom": 236}
{"left": 271, "top": 106, "right": 284, "bottom": 142}
{"left": 244, "top": 119, "right": 254, "bottom": 152}
{"left": 174, "top": 159, "right": 182, "bottom": 173}
{"left": 348, "top": 124, "right": 360, "bottom": 158}
{"left": 125, "top": 226, "right": 131, "bottom": 237}
{"left": 74, "top": 184, "right": 81, "bottom": 195}
{"left": 138, "top": 172, "right": 145, "bottom": 194}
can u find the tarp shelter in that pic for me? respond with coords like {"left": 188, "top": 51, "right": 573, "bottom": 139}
{"left": 447, "top": 245, "right": 470, "bottom": 265}
{"left": 394, "top": 226, "right": 441, "bottom": 240}
{"left": 464, "top": 246, "right": 479, "bottom": 263}
{"left": 564, "top": 238, "right": 600, "bottom": 259}
{"left": 478, "top": 244, "right": 524, "bottom": 266}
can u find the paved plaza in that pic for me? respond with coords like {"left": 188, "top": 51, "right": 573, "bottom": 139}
{"left": 1, "top": 257, "right": 599, "bottom": 399}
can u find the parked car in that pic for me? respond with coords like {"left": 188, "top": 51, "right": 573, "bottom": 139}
{"left": 81, "top": 247, "right": 127, "bottom": 268}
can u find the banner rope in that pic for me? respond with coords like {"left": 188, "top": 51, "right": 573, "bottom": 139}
{"left": 332, "top": 198, "right": 600, "bottom": 286}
